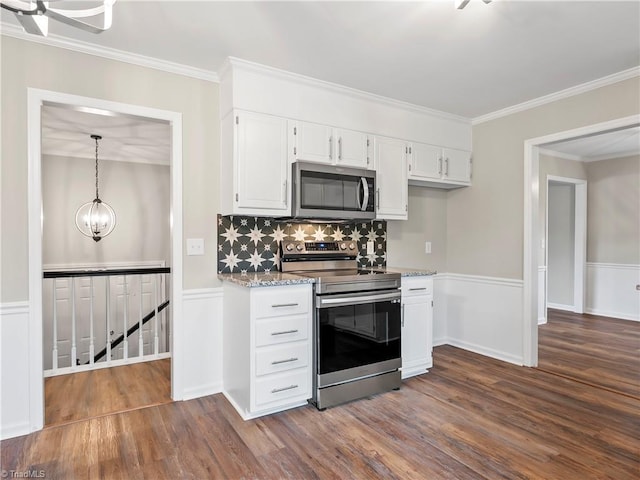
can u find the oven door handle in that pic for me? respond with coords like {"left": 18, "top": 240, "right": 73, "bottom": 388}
{"left": 316, "top": 291, "right": 401, "bottom": 308}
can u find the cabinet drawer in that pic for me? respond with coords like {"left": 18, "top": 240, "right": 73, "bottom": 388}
{"left": 254, "top": 369, "right": 310, "bottom": 407}
{"left": 255, "top": 342, "right": 309, "bottom": 376}
{"left": 252, "top": 287, "right": 310, "bottom": 318}
{"left": 401, "top": 277, "right": 433, "bottom": 296}
{"left": 255, "top": 315, "right": 308, "bottom": 346}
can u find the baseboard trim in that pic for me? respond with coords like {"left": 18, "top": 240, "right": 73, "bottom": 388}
{"left": 0, "top": 421, "right": 32, "bottom": 440}
{"left": 183, "top": 382, "right": 223, "bottom": 401}
{"left": 584, "top": 308, "right": 639, "bottom": 322}
{"left": 547, "top": 303, "right": 575, "bottom": 312}
{"left": 443, "top": 339, "right": 524, "bottom": 366}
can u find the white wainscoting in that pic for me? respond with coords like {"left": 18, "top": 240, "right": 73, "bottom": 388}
{"left": 181, "top": 288, "right": 224, "bottom": 400}
{"left": 1, "top": 302, "right": 32, "bottom": 440}
{"left": 435, "top": 274, "right": 524, "bottom": 365}
{"left": 586, "top": 263, "right": 640, "bottom": 321}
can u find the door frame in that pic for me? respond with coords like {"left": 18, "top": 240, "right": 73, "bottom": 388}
{"left": 27, "top": 88, "right": 183, "bottom": 431}
{"left": 545, "top": 175, "right": 588, "bottom": 319}
{"left": 522, "top": 114, "right": 640, "bottom": 367}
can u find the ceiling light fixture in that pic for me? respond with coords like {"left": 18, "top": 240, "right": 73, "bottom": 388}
{"left": 75, "top": 134, "right": 116, "bottom": 242}
{"left": 0, "top": 0, "right": 115, "bottom": 36}
{"left": 455, "top": 0, "right": 492, "bottom": 10}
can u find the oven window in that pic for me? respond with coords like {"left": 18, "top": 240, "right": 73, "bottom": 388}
{"left": 318, "top": 299, "right": 401, "bottom": 375}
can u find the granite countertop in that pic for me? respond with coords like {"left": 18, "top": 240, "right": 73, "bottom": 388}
{"left": 384, "top": 267, "right": 437, "bottom": 277}
{"left": 218, "top": 271, "right": 315, "bottom": 288}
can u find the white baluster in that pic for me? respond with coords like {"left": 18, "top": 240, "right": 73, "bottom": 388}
{"left": 71, "top": 278, "right": 77, "bottom": 368}
{"left": 139, "top": 276, "right": 144, "bottom": 357}
{"left": 106, "top": 277, "right": 111, "bottom": 362}
{"left": 123, "top": 275, "right": 128, "bottom": 360}
{"left": 52, "top": 279, "right": 58, "bottom": 370}
{"left": 89, "top": 277, "right": 95, "bottom": 365}
{"left": 154, "top": 273, "right": 159, "bottom": 356}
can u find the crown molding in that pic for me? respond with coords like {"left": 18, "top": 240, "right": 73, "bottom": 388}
{"left": 538, "top": 148, "right": 583, "bottom": 162}
{"left": 1, "top": 22, "right": 219, "bottom": 83}
{"left": 472, "top": 66, "right": 640, "bottom": 125}
{"left": 224, "top": 56, "right": 472, "bottom": 125}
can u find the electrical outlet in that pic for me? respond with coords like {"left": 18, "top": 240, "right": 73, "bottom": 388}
{"left": 425, "top": 241, "right": 431, "bottom": 254}
{"left": 186, "top": 238, "right": 205, "bottom": 256}
{"left": 366, "top": 241, "right": 375, "bottom": 255}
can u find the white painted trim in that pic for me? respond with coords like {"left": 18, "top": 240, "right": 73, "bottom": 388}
{"left": 27, "top": 88, "right": 183, "bottom": 434}
{"left": 547, "top": 303, "right": 576, "bottom": 312}
{"left": 43, "top": 260, "right": 166, "bottom": 271}
{"left": 223, "top": 57, "right": 471, "bottom": 125}
{"left": 523, "top": 114, "right": 640, "bottom": 368}
{"left": 44, "top": 352, "right": 172, "bottom": 378}
{"left": 474, "top": 67, "right": 640, "bottom": 125}
{"left": 584, "top": 309, "right": 639, "bottom": 322}
{"left": 440, "top": 272, "right": 523, "bottom": 288}
{"left": 1, "top": 23, "right": 218, "bottom": 83}
{"left": 586, "top": 262, "right": 640, "bottom": 270}
{"left": 538, "top": 148, "right": 583, "bottom": 162}
{"left": 0, "top": 302, "right": 29, "bottom": 315}
{"left": 444, "top": 339, "right": 523, "bottom": 366}
{"left": 183, "top": 382, "right": 223, "bottom": 401}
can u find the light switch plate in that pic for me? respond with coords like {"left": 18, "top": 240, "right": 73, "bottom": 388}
{"left": 425, "top": 241, "right": 432, "bottom": 254}
{"left": 366, "top": 241, "right": 375, "bottom": 255}
{"left": 186, "top": 238, "right": 205, "bottom": 256}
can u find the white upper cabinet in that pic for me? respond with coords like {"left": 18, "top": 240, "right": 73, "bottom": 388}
{"left": 408, "top": 142, "right": 472, "bottom": 189}
{"left": 373, "top": 135, "right": 408, "bottom": 220}
{"left": 294, "top": 121, "right": 371, "bottom": 169}
{"left": 225, "top": 110, "right": 291, "bottom": 216}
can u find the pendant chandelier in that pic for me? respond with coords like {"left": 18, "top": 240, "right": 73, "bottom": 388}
{"left": 75, "top": 134, "right": 116, "bottom": 242}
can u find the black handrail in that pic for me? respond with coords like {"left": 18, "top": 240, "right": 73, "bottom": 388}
{"left": 44, "top": 267, "right": 170, "bottom": 278}
{"left": 88, "top": 299, "right": 170, "bottom": 364}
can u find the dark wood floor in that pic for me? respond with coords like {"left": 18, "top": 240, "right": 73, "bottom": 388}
{"left": 538, "top": 309, "right": 640, "bottom": 399}
{"left": 3, "top": 345, "right": 638, "bottom": 479}
{"left": 45, "top": 359, "right": 172, "bottom": 426}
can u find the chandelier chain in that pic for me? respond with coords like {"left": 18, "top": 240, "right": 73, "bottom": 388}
{"left": 94, "top": 135, "right": 100, "bottom": 200}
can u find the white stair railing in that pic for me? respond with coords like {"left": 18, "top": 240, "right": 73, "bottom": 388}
{"left": 42, "top": 267, "right": 171, "bottom": 377}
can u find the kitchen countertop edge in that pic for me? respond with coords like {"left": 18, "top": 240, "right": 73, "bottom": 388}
{"left": 218, "top": 272, "right": 315, "bottom": 288}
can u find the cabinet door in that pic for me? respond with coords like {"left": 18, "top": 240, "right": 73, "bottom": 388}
{"left": 236, "top": 111, "right": 290, "bottom": 213}
{"left": 373, "top": 135, "right": 408, "bottom": 220}
{"left": 335, "top": 128, "right": 370, "bottom": 169}
{"left": 401, "top": 294, "right": 433, "bottom": 378}
{"left": 442, "top": 147, "right": 471, "bottom": 183}
{"left": 409, "top": 142, "right": 442, "bottom": 180}
{"left": 296, "top": 121, "right": 333, "bottom": 164}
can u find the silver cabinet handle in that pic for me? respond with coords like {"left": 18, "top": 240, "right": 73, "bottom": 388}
{"left": 338, "top": 137, "right": 342, "bottom": 160}
{"left": 445, "top": 157, "right": 449, "bottom": 176}
{"left": 271, "top": 357, "right": 299, "bottom": 365}
{"left": 271, "top": 303, "right": 299, "bottom": 308}
{"left": 282, "top": 180, "right": 287, "bottom": 206}
{"left": 401, "top": 303, "right": 405, "bottom": 327}
{"left": 409, "top": 287, "right": 427, "bottom": 291}
{"left": 329, "top": 136, "right": 333, "bottom": 159}
{"left": 271, "top": 329, "right": 299, "bottom": 336}
{"left": 376, "top": 188, "right": 380, "bottom": 210}
{"left": 438, "top": 157, "right": 443, "bottom": 176}
{"left": 271, "top": 384, "right": 298, "bottom": 394}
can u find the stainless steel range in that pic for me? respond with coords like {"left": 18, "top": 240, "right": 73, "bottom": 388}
{"left": 281, "top": 240, "right": 402, "bottom": 409}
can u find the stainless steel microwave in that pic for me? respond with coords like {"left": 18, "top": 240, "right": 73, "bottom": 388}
{"left": 291, "top": 161, "right": 376, "bottom": 220}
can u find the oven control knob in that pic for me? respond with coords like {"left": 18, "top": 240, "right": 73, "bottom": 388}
{"left": 348, "top": 243, "right": 356, "bottom": 250}
{"left": 296, "top": 244, "right": 304, "bottom": 251}
{"left": 340, "top": 243, "right": 347, "bottom": 250}
{"left": 285, "top": 243, "right": 294, "bottom": 251}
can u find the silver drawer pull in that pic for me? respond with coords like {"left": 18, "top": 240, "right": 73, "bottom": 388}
{"left": 271, "top": 303, "right": 299, "bottom": 308}
{"left": 271, "top": 384, "right": 298, "bottom": 394}
{"left": 409, "top": 287, "right": 428, "bottom": 291}
{"left": 271, "top": 329, "right": 299, "bottom": 336}
{"left": 271, "top": 357, "right": 299, "bottom": 365}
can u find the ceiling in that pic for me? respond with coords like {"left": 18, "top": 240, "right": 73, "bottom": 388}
{"left": 4, "top": 1, "right": 639, "bottom": 163}
{"left": 542, "top": 126, "right": 640, "bottom": 162}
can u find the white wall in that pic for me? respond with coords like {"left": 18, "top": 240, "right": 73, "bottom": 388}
{"left": 547, "top": 183, "right": 575, "bottom": 308}
{"left": 42, "top": 155, "right": 170, "bottom": 266}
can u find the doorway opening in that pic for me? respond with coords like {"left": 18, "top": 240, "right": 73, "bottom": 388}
{"left": 522, "top": 114, "right": 640, "bottom": 369}
{"left": 27, "top": 89, "right": 183, "bottom": 432}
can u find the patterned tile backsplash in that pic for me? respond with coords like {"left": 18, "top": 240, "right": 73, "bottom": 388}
{"left": 217, "top": 215, "right": 387, "bottom": 273}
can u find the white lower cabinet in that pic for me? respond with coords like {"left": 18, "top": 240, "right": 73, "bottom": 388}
{"left": 401, "top": 276, "right": 433, "bottom": 379}
{"left": 222, "top": 282, "right": 313, "bottom": 419}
